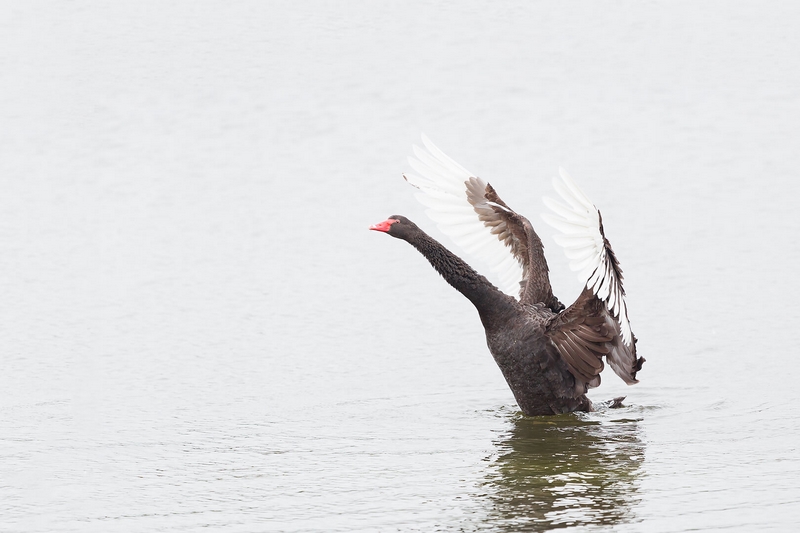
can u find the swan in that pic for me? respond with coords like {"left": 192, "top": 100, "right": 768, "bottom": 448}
{"left": 370, "top": 136, "right": 643, "bottom": 415}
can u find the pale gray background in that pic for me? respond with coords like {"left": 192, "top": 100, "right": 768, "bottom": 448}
{"left": 1, "top": 2, "right": 799, "bottom": 531}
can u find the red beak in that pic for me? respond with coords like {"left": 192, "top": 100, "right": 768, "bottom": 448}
{"left": 369, "top": 219, "right": 398, "bottom": 232}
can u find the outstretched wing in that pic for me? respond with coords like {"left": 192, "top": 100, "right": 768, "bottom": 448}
{"left": 542, "top": 168, "right": 633, "bottom": 345}
{"left": 546, "top": 288, "right": 643, "bottom": 387}
{"left": 542, "top": 169, "right": 643, "bottom": 384}
{"left": 546, "top": 288, "right": 612, "bottom": 388}
{"left": 402, "top": 134, "right": 526, "bottom": 297}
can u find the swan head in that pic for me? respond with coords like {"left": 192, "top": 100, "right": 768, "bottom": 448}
{"left": 369, "top": 215, "right": 419, "bottom": 240}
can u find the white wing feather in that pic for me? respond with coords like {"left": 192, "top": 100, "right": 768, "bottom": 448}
{"left": 403, "top": 135, "right": 524, "bottom": 297}
{"left": 542, "top": 168, "right": 634, "bottom": 346}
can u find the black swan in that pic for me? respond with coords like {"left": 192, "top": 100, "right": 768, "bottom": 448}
{"left": 370, "top": 136, "right": 644, "bottom": 416}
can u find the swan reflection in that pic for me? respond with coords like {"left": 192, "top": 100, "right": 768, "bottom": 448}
{"left": 481, "top": 410, "right": 644, "bottom": 530}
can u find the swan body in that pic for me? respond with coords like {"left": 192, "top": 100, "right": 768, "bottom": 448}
{"left": 370, "top": 136, "right": 644, "bottom": 416}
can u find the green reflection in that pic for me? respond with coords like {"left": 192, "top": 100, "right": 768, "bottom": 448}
{"left": 482, "top": 410, "right": 644, "bottom": 531}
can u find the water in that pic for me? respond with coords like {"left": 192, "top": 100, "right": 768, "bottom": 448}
{"left": 1, "top": 1, "right": 799, "bottom": 531}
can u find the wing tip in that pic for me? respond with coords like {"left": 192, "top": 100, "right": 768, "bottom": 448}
{"left": 626, "top": 355, "right": 645, "bottom": 384}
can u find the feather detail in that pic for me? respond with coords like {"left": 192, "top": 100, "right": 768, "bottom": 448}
{"left": 403, "top": 135, "right": 525, "bottom": 297}
{"left": 542, "top": 168, "right": 634, "bottom": 346}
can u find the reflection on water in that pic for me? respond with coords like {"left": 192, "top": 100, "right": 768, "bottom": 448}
{"left": 481, "top": 410, "right": 644, "bottom": 531}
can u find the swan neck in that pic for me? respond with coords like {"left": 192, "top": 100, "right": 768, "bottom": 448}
{"left": 407, "top": 229, "right": 515, "bottom": 324}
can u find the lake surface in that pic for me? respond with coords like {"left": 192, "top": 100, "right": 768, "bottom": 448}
{"left": 2, "top": 2, "right": 799, "bottom": 531}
